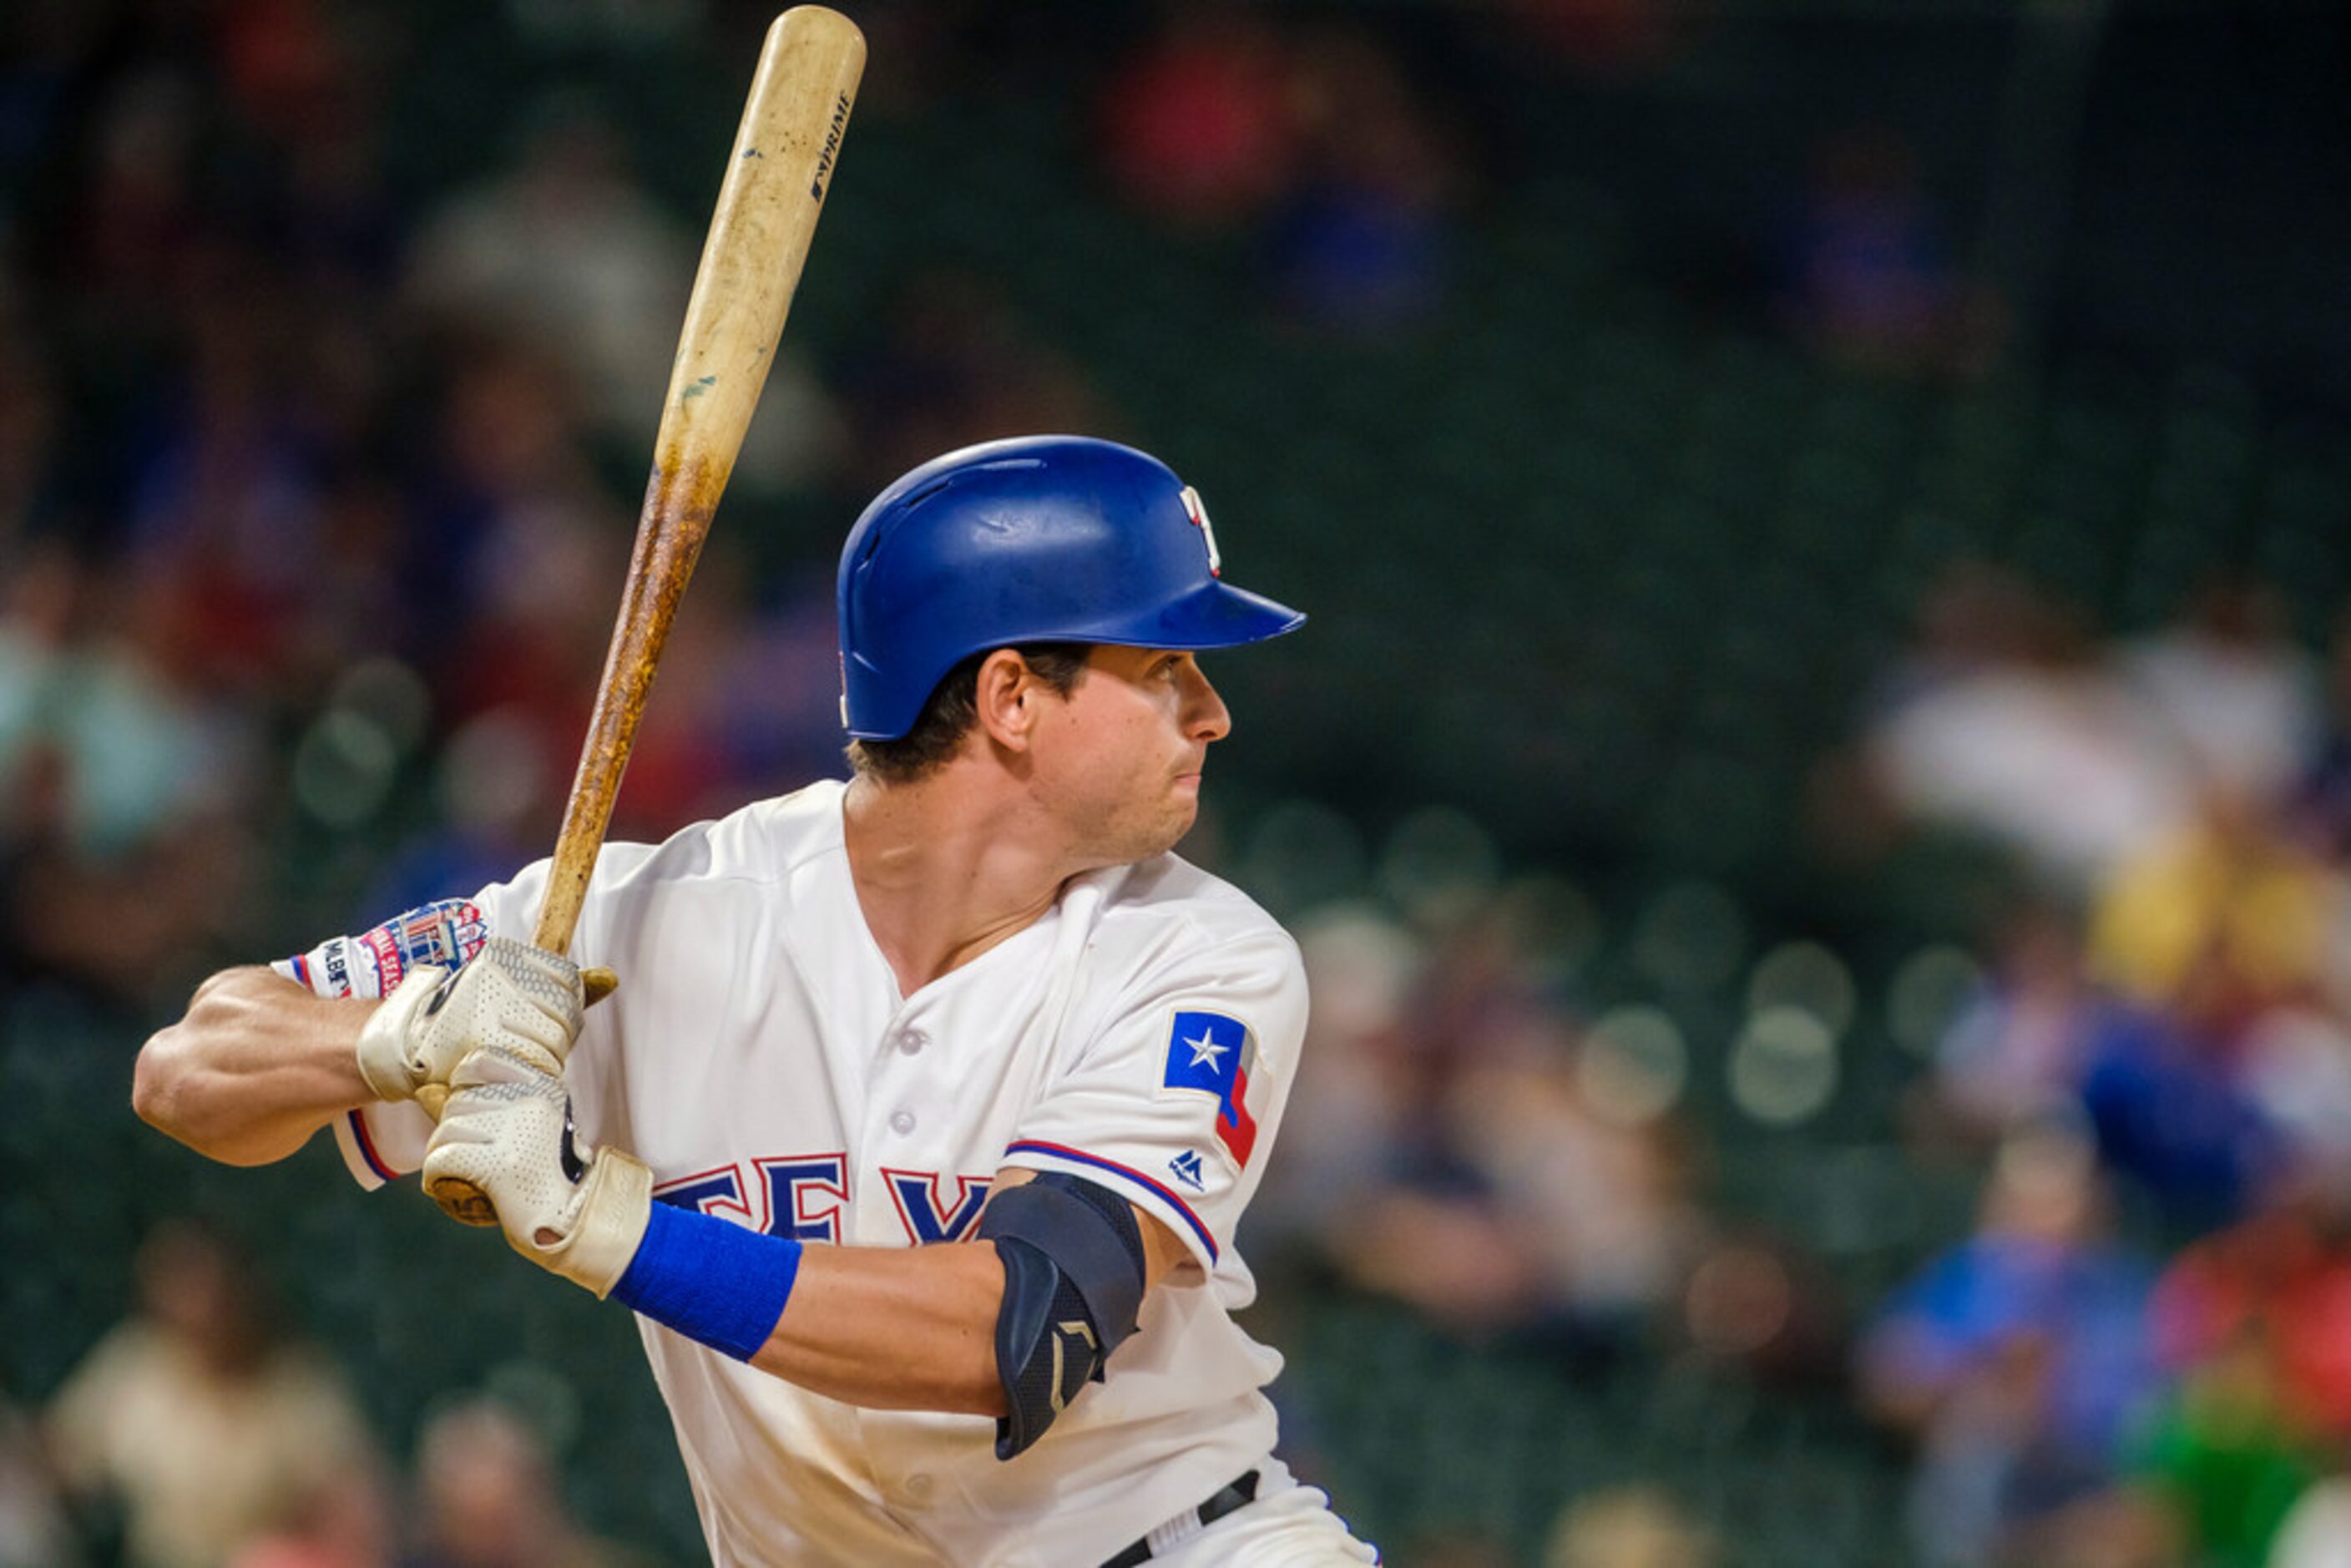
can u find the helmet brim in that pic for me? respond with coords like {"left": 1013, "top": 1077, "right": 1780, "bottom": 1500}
{"left": 1100, "top": 579, "right": 1306, "bottom": 650}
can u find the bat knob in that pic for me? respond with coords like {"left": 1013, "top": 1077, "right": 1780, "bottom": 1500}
{"left": 427, "top": 1173, "right": 503, "bottom": 1229}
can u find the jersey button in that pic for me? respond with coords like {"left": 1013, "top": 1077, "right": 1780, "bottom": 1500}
{"left": 889, "top": 1109, "right": 916, "bottom": 1136}
{"left": 898, "top": 1029, "right": 927, "bottom": 1055}
{"left": 905, "top": 1472, "right": 933, "bottom": 1500}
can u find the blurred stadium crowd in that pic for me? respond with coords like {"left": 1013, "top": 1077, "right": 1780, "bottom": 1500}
{"left": 5, "top": 1, "right": 2351, "bottom": 1565}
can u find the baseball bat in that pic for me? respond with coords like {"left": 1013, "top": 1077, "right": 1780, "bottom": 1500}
{"left": 422, "top": 6, "right": 865, "bottom": 1224}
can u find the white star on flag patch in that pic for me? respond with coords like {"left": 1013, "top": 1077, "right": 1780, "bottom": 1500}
{"left": 1159, "top": 1010, "right": 1259, "bottom": 1165}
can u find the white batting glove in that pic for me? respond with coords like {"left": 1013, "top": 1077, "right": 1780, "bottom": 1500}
{"left": 352, "top": 938, "right": 591, "bottom": 1103}
{"left": 420, "top": 1045, "right": 653, "bottom": 1298}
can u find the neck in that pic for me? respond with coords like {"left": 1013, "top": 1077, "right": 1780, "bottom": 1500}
{"left": 841, "top": 769, "right": 1079, "bottom": 996}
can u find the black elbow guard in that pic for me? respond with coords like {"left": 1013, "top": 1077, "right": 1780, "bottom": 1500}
{"left": 979, "top": 1173, "right": 1148, "bottom": 1459}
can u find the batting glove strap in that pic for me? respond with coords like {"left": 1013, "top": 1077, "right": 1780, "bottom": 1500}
{"left": 527, "top": 1141, "right": 654, "bottom": 1299}
{"left": 353, "top": 964, "right": 452, "bottom": 1102}
{"left": 422, "top": 1046, "right": 652, "bottom": 1298}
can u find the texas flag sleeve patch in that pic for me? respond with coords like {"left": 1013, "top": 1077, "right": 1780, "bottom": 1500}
{"left": 1160, "top": 1010, "right": 1261, "bottom": 1166}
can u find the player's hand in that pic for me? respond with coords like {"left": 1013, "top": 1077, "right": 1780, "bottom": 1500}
{"left": 353, "top": 937, "right": 611, "bottom": 1104}
{"left": 420, "top": 1044, "right": 653, "bottom": 1297}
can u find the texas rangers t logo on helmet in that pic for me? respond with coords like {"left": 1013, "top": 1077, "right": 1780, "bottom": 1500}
{"left": 1160, "top": 1009, "right": 1259, "bottom": 1165}
{"left": 1179, "top": 486, "right": 1221, "bottom": 578}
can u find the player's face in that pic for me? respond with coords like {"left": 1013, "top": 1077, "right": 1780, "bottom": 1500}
{"left": 1031, "top": 645, "right": 1231, "bottom": 866}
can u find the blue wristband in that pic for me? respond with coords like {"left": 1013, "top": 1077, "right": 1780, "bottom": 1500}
{"left": 610, "top": 1201, "right": 801, "bottom": 1361}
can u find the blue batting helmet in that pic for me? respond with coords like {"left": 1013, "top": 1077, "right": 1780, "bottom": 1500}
{"left": 837, "top": 435, "right": 1305, "bottom": 740}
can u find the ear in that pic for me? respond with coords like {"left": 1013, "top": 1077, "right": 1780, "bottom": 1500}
{"left": 973, "top": 649, "right": 1046, "bottom": 752}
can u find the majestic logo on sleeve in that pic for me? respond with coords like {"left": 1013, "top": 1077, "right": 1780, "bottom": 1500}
{"left": 1160, "top": 1010, "right": 1260, "bottom": 1166}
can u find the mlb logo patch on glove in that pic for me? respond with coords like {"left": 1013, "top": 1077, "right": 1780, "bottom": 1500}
{"left": 1160, "top": 1011, "right": 1261, "bottom": 1166}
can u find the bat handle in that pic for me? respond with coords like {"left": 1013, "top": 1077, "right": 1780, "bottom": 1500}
{"left": 414, "top": 1003, "right": 500, "bottom": 1224}
{"left": 420, "top": 1083, "right": 499, "bottom": 1223}
{"left": 425, "top": 1170, "right": 502, "bottom": 1228}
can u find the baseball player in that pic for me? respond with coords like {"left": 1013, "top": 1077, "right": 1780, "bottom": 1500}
{"left": 136, "top": 436, "right": 1380, "bottom": 1566}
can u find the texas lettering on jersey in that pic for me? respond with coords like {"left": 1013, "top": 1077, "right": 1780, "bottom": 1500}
{"left": 657, "top": 1157, "right": 993, "bottom": 1246}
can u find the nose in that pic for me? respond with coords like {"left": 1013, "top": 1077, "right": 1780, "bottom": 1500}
{"left": 1181, "top": 660, "right": 1231, "bottom": 744}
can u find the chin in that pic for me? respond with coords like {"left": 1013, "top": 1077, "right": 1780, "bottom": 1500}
{"left": 1116, "top": 805, "right": 1196, "bottom": 866}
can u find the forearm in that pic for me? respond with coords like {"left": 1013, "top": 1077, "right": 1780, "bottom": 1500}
{"left": 425, "top": 1087, "right": 1175, "bottom": 1423}
{"left": 751, "top": 1242, "right": 1006, "bottom": 1415}
{"left": 134, "top": 966, "right": 376, "bottom": 1166}
{"left": 595, "top": 1196, "right": 1007, "bottom": 1415}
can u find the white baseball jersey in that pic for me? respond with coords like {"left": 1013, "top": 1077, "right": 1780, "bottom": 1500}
{"left": 280, "top": 779, "right": 1317, "bottom": 1567}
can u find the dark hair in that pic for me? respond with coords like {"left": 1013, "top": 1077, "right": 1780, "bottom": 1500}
{"left": 847, "top": 643, "right": 1092, "bottom": 784}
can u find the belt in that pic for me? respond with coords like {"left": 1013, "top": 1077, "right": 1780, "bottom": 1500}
{"left": 1100, "top": 1470, "right": 1261, "bottom": 1567}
